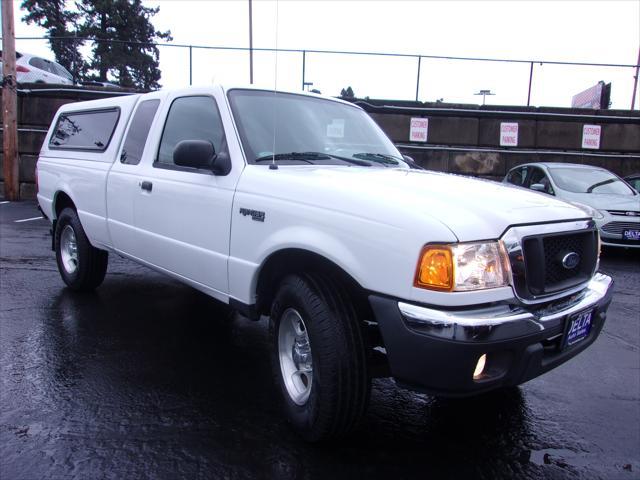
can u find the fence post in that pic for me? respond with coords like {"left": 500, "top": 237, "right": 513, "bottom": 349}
{"left": 249, "top": 0, "right": 254, "bottom": 84}
{"left": 189, "top": 45, "right": 193, "bottom": 86}
{"left": 302, "top": 50, "right": 306, "bottom": 91}
{"left": 631, "top": 46, "right": 640, "bottom": 110}
{"left": 415, "top": 56, "right": 422, "bottom": 102}
{"left": 527, "top": 61, "right": 534, "bottom": 106}
{"left": 72, "top": 38, "right": 78, "bottom": 85}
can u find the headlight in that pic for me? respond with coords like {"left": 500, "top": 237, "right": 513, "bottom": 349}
{"left": 569, "top": 201, "right": 604, "bottom": 220}
{"left": 414, "top": 242, "right": 510, "bottom": 292}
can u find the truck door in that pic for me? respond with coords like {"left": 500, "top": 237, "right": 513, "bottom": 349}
{"left": 108, "top": 90, "right": 241, "bottom": 300}
{"left": 108, "top": 97, "right": 162, "bottom": 253}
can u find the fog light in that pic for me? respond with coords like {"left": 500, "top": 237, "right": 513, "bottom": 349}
{"left": 473, "top": 354, "right": 487, "bottom": 379}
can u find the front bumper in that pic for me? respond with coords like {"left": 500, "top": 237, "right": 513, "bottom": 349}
{"left": 597, "top": 215, "right": 640, "bottom": 248}
{"left": 600, "top": 232, "right": 640, "bottom": 248}
{"left": 369, "top": 273, "right": 614, "bottom": 397}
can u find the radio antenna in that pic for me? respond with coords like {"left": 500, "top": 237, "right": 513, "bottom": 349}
{"left": 270, "top": 0, "right": 280, "bottom": 170}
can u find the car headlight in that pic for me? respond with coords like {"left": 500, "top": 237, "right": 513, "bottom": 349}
{"left": 569, "top": 201, "right": 604, "bottom": 220}
{"left": 414, "top": 242, "right": 510, "bottom": 292}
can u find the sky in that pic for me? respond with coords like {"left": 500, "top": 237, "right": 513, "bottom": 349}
{"left": 9, "top": 0, "right": 640, "bottom": 109}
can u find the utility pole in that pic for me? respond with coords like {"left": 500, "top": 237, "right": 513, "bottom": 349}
{"left": 2, "top": 0, "right": 20, "bottom": 200}
{"left": 248, "top": 0, "right": 254, "bottom": 84}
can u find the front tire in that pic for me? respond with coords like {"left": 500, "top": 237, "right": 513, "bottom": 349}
{"left": 270, "top": 273, "right": 370, "bottom": 441}
{"left": 54, "top": 207, "right": 108, "bottom": 291}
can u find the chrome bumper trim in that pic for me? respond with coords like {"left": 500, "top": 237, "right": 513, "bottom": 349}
{"left": 398, "top": 273, "right": 613, "bottom": 329}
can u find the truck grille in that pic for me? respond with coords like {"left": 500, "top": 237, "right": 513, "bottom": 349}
{"left": 511, "top": 227, "right": 598, "bottom": 299}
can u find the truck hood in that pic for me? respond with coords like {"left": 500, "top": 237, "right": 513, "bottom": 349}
{"left": 241, "top": 166, "right": 587, "bottom": 241}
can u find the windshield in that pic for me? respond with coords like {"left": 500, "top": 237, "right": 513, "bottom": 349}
{"left": 228, "top": 89, "right": 407, "bottom": 168}
{"left": 549, "top": 168, "right": 636, "bottom": 195}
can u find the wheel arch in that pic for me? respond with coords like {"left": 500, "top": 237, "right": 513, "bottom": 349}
{"left": 53, "top": 190, "right": 77, "bottom": 219}
{"left": 254, "top": 248, "right": 373, "bottom": 321}
{"left": 49, "top": 191, "right": 77, "bottom": 250}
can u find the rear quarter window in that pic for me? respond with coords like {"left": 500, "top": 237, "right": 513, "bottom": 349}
{"left": 49, "top": 108, "right": 120, "bottom": 151}
{"left": 120, "top": 100, "right": 160, "bottom": 165}
{"left": 506, "top": 167, "right": 528, "bottom": 186}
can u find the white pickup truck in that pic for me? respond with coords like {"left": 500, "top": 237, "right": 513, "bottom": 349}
{"left": 37, "top": 85, "right": 613, "bottom": 441}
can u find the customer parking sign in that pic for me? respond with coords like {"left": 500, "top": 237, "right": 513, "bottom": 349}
{"left": 582, "top": 125, "right": 601, "bottom": 149}
{"left": 410, "top": 118, "right": 428, "bottom": 142}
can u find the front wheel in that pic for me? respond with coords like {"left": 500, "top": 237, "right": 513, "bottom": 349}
{"left": 54, "top": 207, "right": 108, "bottom": 291}
{"left": 270, "top": 273, "right": 370, "bottom": 441}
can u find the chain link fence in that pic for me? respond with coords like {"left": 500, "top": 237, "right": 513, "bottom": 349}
{"left": 7, "top": 36, "right": 640, "bottom": 109}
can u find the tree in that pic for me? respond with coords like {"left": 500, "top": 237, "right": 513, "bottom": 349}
{"left": 21, "top": 0, "right": 82, "bottom": 80}
{"left": 20, "top": 0, "right": 171, "bottom": 90}
{"left": 340, "top": 86, "right": 355, "bottom": 98}
{"left": 76, "top": 0, "right": 171, "bottom": 90}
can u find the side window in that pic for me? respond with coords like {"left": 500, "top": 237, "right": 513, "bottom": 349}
{"left": 527, "top": 168, "right": 554, "bottom": 195}
{"left": 50, "top": 108, "right": 120, "bottom": 151}
{"left": 29, "top": 57, "right": 48, "bottom": 71}
{"left": 120, "top": 100, "right": 160, "bottom": 165}
{"left": 506, "top": 167, "right": 528, "bottom": 186}
{"left": 156, "top": 96, "right": 225, "bottom": 167}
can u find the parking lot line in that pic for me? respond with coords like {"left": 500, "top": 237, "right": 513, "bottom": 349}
{"left": 14, "top": 216, "right": 44, "bottom": 223}
{"left": 0, "top": 201, "right": 10, "bottom": 205}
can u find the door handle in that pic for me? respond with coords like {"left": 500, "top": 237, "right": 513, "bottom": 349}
{"left": 140, "top": 180, "right": 153, "bottom": 192}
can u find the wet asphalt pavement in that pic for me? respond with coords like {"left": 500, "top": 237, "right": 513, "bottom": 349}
{"left": 1, "top": 201, "right": 639, "bottom": 480}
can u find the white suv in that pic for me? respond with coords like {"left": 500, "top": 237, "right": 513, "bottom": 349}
{"left": 0, "top": 51, "right": 74, "bottom": 85}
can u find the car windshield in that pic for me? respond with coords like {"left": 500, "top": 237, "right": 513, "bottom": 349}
{"left": 227, "top": 89, "right": 407, "bottom": 168}
{"left": 549, "top": 168, "right": 636, "bottom": 195}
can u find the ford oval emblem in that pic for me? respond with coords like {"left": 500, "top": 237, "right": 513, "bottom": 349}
{"left": 562, "top": 252, "right": 580, "bottom": 269}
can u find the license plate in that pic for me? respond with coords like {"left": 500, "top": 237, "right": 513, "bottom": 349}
{"left": 622, "top": 229, "right": 640, "bottom": 242}
{"left": 564, "top": 309, "right": 593, "bottom": 348}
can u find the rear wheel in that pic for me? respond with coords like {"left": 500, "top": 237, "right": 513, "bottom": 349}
{"left": 270, "top": 273, "right": 370, "bottom": 441}
{"left": 54, "top": 207, "right": 108, "bottom": 291}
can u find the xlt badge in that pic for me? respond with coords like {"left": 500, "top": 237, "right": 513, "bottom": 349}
{"left": 240, "top": 208, "right": 265, "bottom": 222}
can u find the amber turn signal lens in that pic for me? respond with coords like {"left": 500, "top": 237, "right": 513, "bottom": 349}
{"left": 414, "top": 246, "right": 453, "bottom": 291}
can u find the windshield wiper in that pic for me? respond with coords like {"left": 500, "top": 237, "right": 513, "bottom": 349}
{"left": 254, "top": 152, "right": 317, "bottom": 164}
{"left": 254, "top": 151, "right": 371, "bottom": 166}
{"left": 352, "top": 152, "right": 403, "bottom": 166}
{"left": 586, "top": 178, "right": 617, "bottom": 193}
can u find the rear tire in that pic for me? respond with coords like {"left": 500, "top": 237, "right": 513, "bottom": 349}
{"left": 54, "top": 207, "right": 108, "bottom": 291}
{"left": 270, "top": 272, "right": 370, "bottom": 441}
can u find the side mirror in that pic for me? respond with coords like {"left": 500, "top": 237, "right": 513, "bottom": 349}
{"left": 174, "top": 140, "right": 215, "bottom": 169}
{"left": 530, "top": 183, "right": 548, "bottom": 193}
{"left": 173, "top": 140, "right": 231, "bottom": 175}
{"left": 402, "top": 154, "right": 424, "bottom": 170}
{"left": 212, "top": 151, "right": 231, "bottom": 176}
